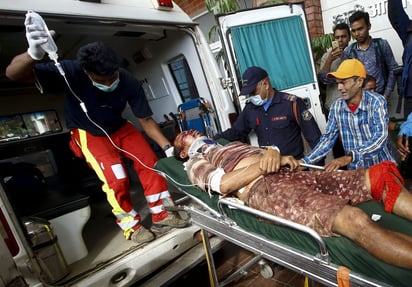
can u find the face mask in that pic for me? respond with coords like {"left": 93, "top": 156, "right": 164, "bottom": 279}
{"left": 249, "top": 81, "right": 267, "bottom": 106}
{"left": 92, "top": 77, "right": 120, "bottom": 92}
{"left": 249, "top": 94, "right": 267, "bottom": 106}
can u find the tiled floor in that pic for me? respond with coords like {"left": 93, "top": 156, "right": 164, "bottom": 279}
{"left": 168, "top": 240, "right": 326, "bottom": 287}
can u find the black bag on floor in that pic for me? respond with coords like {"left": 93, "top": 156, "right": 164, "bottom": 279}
{"left": 0, "top": 162, "right": 46, "bottom": 196}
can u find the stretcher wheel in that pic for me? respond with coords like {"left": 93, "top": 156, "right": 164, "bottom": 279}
{"left": 258, "top": 260, "right": 274, "bottom": 279}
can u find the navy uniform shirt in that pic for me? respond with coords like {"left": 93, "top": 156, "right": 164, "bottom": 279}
{"left": 34, "top": 60, "right": 152, "bottom": 136}
{"left": 216, "top": 91, "right": 322, "bottom": 159}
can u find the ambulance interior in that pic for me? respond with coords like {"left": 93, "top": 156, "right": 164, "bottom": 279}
{"left": 2, "top": 2, "right": 412, "bottom": 287}
{"left": 0, "top": 9, "right": 219, "bottom": 285}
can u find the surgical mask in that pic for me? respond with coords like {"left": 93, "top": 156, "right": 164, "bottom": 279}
{"left": 249, "top": 81, "right": 267, "bottom": 106}
{"left": 249, "top": 94, "right": 267, "bottom": 106}
{"left": 92, "top": 77, "right": 120, "bottom": 92}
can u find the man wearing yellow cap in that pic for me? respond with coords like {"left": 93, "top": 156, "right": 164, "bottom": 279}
{"left": 301, "top": 59, "right": 395, "bottom": 171}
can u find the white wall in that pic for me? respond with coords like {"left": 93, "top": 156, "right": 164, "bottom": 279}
{"left": 128, "top": 30, "right": 210, "bottom": 124}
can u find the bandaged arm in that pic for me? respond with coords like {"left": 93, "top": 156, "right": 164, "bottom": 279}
{"left": 186, "top": 155, "right": 263, "bottom": 195}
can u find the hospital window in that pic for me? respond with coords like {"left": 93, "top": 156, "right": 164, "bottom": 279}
{"left": 168, "top": 56, "right": 199, "bottom": 102}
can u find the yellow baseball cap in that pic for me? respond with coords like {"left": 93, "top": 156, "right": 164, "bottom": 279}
{"left": 327, "top": 59, "right": 366, "bottom": 79}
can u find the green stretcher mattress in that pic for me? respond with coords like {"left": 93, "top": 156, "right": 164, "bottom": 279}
{"left": 155, "top": 156, "right": 412, "bottom": 287}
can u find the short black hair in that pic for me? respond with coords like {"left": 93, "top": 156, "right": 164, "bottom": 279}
{"left": 365, "top": 74, "right": 376, "bottom": 83}
{"left": 333, "top": 23, "right": 350, "bottom": 36}
{"left": 77, "top": 42, "right": 119, "bottom": 75}
{"left": 349, "top": 11, "right": 370, "bottom": 26}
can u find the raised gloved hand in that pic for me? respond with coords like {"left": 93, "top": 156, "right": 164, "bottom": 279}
{"left": 25, "top": 12, "right": 48, "bottom": 60}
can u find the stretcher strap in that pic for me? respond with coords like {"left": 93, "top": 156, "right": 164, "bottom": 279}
{"left": 337, "top": 266, "right": 351, "bottom": 287}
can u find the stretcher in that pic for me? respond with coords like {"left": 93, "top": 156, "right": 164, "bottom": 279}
{"left": 155, "top": 156, "right": 412, "bottom": 287}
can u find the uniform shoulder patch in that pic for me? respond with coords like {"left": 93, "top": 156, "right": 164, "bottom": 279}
{"left": 301, "top": 110, "right": 313, "bottom": 121}
{"left": 281, "top": 93, "right": 297, "bottom": 102}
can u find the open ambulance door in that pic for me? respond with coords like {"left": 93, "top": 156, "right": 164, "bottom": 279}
{"left": 0, "top": 184, "right": 30, "bottom": 287}
{"left": 0, "top": 233, "right": 24, "bottom": 287}
{"left": 216, "top": 2, "right": 327, "bottom": 142}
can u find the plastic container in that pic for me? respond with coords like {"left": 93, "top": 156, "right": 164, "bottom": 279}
{"left": 26, "top": 10, "right": 59, "bottom": 62}
{"left": 22, "top": 217, "right": 69, "bottom": 284}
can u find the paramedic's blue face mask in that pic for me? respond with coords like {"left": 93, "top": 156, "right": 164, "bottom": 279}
{"left": 249, "top": 81, "right": 267, "bottom": 106}
{"left": 250, "top": 94, "right": 266, "bottom": 106}
{"left": 87, "top": 71, "right": 120, "bottom": 93}
{"left": 92, "top": 78, "right": 120, "bottom": 92}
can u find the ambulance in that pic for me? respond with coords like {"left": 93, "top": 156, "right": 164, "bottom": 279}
{"left": 0, "top": 1, "right": 325, "bottom": 286}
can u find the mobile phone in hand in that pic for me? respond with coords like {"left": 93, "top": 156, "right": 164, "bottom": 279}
{"left": 332, "top": 40, "right": 339, "bottom": 50}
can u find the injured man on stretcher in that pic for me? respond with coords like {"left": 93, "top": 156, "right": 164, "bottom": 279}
{"left": 173, "top": 129, "right": 412, "bottom": 270}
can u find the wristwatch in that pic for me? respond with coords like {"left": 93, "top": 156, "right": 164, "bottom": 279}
{"left": 163, "top": 144, "right": 174, "bottom": 158}
{"left": 261, "top": 145, "right": 280, "bottom": 153}
{"left": 163, "top": 144, "right": 172, "bottom": 151}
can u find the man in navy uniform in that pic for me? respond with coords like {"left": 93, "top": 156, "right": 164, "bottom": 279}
{"left": 215, "top": 66, "right": 322, "bottom": 161}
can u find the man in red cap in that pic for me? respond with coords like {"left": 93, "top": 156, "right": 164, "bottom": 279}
{"left": 301, "top": 59, "right": 395, "bottom": 171}
{"left": 214, "top": 66, "right": 322, "bottom": 162}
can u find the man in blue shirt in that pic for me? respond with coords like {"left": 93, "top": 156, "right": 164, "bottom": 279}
{"left": 397, "top": 113, "right": 412, "bottom": 161}
{"left": 388, "top": 0, "right": 412, "bottom": 117}
{"left": 215, "top": 66, "right": 322, "bottom": 160}
{"left": 388, "top": 0, "right": 412, "bottom": 178}
{"left": 302, "top": 59, "right": 395, "bottom": 171}
{"left": 342, "top": 11, "right": 397, "bottom": 100}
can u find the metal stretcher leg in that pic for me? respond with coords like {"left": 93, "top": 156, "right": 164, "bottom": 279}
{"left": 201, "top": 228, "right": 219, "bottom": 287}
{"left": 304, "top": 276, "right": 315, "bottom": 287}
{"left": 219, "top": 255, "right": 263, "bottom": 286}
{"left": 201, "top": 228, "right": 275, "bottom": 287}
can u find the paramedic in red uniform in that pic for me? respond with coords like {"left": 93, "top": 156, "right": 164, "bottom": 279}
{"left": 5, "top": 14, "right": 188, "bottom": 244}
{"left": 214, "top": 66, "right": 323, "bottom": 161}
{"left": 174, "top": 129, "right": 412, "bottom": 269}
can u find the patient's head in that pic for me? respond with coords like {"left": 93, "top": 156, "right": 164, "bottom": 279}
{"left": 173, "top": 129, "right": 203, "bottom": 159}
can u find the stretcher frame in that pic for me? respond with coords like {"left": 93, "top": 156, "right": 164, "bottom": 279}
{"left": 157, "top": 152, "right": 412, "bottom": 286}
{"left": 167, "top": 185, "right": 394, "bottom": 287}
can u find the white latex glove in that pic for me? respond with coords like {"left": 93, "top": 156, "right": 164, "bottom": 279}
{"left": 25, "top": 12, "right": 48, "bottom": 60}
{"left": 164, "top": 146, "right": 175, "bottom": 157}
